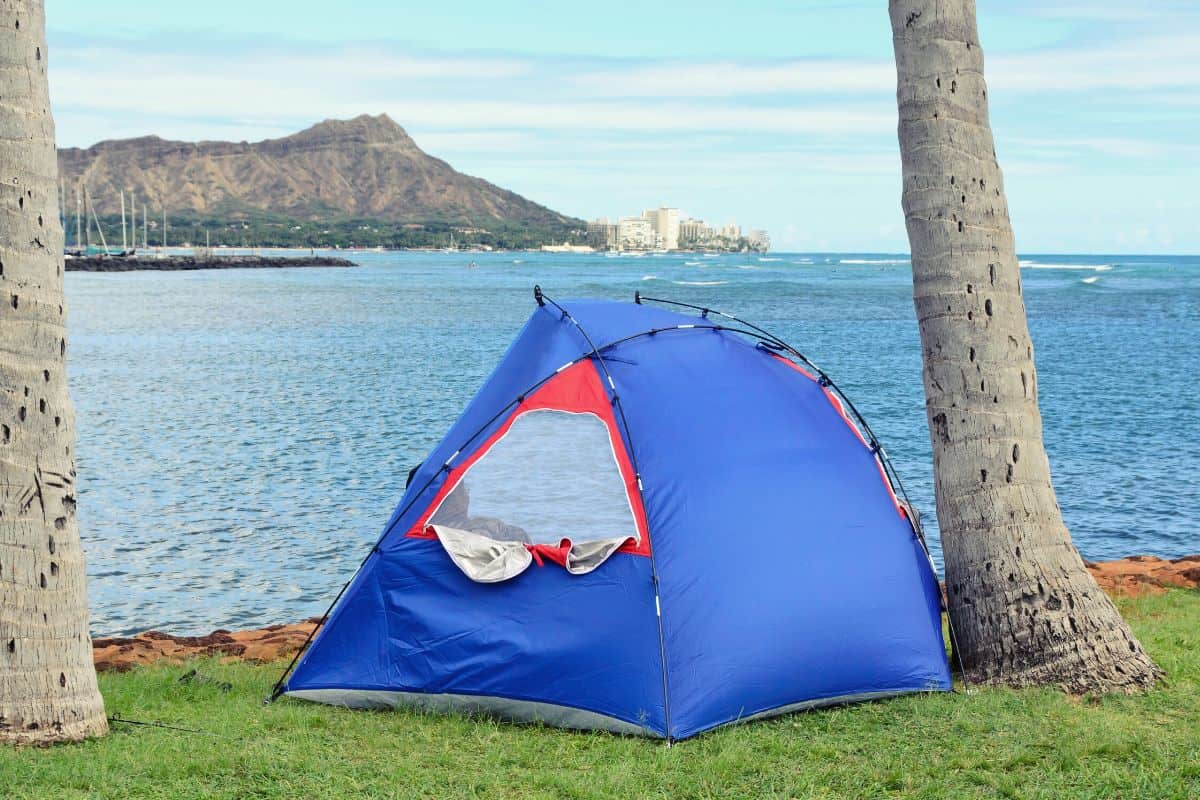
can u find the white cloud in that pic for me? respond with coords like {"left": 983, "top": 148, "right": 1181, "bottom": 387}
{"left": 49, "top": 28, "right": 1200, "bottom": 149}
{"left": 1010, "top": 136, "right": 1172, "bottom": 160}
{"left": 1026, "top": 2, "right": 1191, "bottom": 22}
{"left": 989, "top": 34, "right": 1200, "bottom": 91}
{"left": 51, "top": 40, "right": 900, "bottom": 146}
{"left": 416, "top": 130, "right": 540, "bottom": 154}
{"left": 572, "top": 60, "right": 895, "bottom": 97}
{"left": 382, "top": 101, "right": 894, "bottom": 134}
{"left": 61, "top": 43, "right": 531, "bottom": 82}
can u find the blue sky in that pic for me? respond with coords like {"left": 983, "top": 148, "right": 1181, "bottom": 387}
{"left": 46, "top": 1, "right": 1199, "bottom": 253}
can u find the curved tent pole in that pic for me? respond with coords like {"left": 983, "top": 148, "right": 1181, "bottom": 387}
{"left": 368, "top": 320, "right": 771, "bottom": 550}
{"left": 635, "top": 291, "right": 965, "bottom": 678}
{"left": 533, "top": 286, "right": 675, "bottom": 743}
{"left": 634, "top": 294, "right": 925, "bottom": 544}
{"left": 270, "top": 293, "right": 960, "bottom": 702}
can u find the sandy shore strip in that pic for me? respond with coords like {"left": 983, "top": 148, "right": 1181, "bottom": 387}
{"left": 91, "top": 555, "right": 1199, "bottom": 672}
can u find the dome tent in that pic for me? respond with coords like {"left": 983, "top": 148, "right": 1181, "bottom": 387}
{"left": 273, "top": 289, "right": 951, "bottom": 740}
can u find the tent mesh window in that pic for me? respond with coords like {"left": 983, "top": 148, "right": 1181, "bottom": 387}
{"left": 428, "top": 409, "right": 639, "bottom": 548}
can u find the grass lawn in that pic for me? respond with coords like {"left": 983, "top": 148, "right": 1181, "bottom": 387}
{"left": 4, "top": 591, "right": 1198, "bottom": 799}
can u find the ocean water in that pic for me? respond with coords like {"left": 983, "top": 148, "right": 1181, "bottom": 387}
{"left": 66, "top": 251, "right": 1200, "bottom": 636}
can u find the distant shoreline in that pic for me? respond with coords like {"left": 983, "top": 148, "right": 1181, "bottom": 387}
{"left": 65, "top": 254, "right": 357, "bottom": 272}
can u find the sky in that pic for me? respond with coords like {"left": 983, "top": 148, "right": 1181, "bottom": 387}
{"left": 46, "top": 0, "right": 1199, "bottom": 253}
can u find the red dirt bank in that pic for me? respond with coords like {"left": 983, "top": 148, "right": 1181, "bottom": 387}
{"left": 93, "top": 619, "right": 323, "bottom": 673}
{"left": 1084, "top": 554, "right": 1200, "bottom": 597}
{"left": 92, "top": 555, "right": 1199, "bottom": 672}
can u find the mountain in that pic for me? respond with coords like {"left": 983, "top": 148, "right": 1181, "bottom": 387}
{"left": 56, "top": 114, "right": 578, "bottom": 229}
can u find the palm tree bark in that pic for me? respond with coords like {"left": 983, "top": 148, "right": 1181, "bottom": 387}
{"left": 0, "top": 0, "right": 107, "bottom": 742}
{"left": 889, "top": 0, "right": 1161, "bottom": 692}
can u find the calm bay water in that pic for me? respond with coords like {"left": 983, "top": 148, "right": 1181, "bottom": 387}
{"left": 67, "top": 251, "right": 1200, "bottom": 635}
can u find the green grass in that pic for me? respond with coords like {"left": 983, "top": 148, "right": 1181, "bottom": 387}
{"left": 5, "top": 591, "right": 1199, "bottom": 799}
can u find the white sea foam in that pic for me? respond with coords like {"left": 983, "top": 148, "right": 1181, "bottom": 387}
{"left": 684, "top": 261, "right": 703, "bottom": 266}
{"left": 1081, "top": 276, "right": 1100, "bottom": 284}
{"left": 737, "top": 265, "right": 758, "bottom": 270}
{"left": 641, "top": 274, "right": 658, "bottom": 281}
{"left": 1020, "top": 260, "right": 1112, "bottom": 271}
{"left": 672, "top": 280, "right": 728, "bottom": 286}
{"left": 839, "top": 258, "right": 910, "bottom": 265}
{"left": 511, "top": 259, "right": 524, "bottom": 264}
{"left": 758, "top": 257, "right": 783, "bottom": 262}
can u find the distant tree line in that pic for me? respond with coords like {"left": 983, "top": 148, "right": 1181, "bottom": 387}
{"left": 82, "top": 214, "right": 587, "bottom": 251}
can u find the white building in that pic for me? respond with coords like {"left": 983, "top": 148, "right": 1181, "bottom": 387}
{"left": 586, "top": 218, "right": 618, "bottom": 249}
{"left": 597, "top": 208, "right": 764, "bottom": 252}
{"left": 679, "top": 218, "right": 711, "bottom": 247}
{"left": 746, "top": 229, "right": 770, "bottom": 251}
{"left": 618, "top": 216, "right": 658, "bottom": 250}
{"left": 641, "top": 207, "right": 680, "bottom": 250}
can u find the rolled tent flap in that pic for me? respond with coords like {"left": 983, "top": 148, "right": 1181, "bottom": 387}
{"left": 430, "top": 525, "right": 533, "bottom": 583}
{"left": 430, "top": 524, "right": 633, "bottom": 582}
{"left": 560, "top": 537, "right": 633, "bottom": 574}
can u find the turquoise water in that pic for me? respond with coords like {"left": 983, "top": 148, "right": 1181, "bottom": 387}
{"left": 67, "top": 251, "right": 1200, "bottom": 635}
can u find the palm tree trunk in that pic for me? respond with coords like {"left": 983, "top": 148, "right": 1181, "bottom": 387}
{"left": 888, "top": 0, "right": 1161, "bottom": 692}
{"left": 0, "top": 0, "right": 107, "bottom": 742}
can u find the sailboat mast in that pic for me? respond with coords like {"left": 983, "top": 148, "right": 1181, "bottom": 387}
{"left": 84, "top": 185, "right": 110, "bottom": 253}
{"left": 75, "top": 184, "right": 82, "bottom": 249}
{"left": 120, "top": 190, "right": 127, "bottom": 251}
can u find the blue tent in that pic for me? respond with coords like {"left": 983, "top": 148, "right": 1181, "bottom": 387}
{"left": 277, "top": 291, "right": 951, "bottom": 740}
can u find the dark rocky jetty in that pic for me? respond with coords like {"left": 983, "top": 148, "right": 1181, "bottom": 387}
{"left": 66, "top": 254, "right": 356, "bottom": 271}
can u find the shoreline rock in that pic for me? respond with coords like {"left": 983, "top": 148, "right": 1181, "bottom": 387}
{"left": 91, "top": 555, "right": 1199, "bottom": 672}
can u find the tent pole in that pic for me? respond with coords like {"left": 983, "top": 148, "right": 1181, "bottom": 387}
{"left": 634, "top": 295, "right": 920, "bottom": 533}
{"left": 634, "top": 292, "right": 962, "bottom": 676}
{"left": 534, "top": 287, "right": 675, "bottom": 742}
